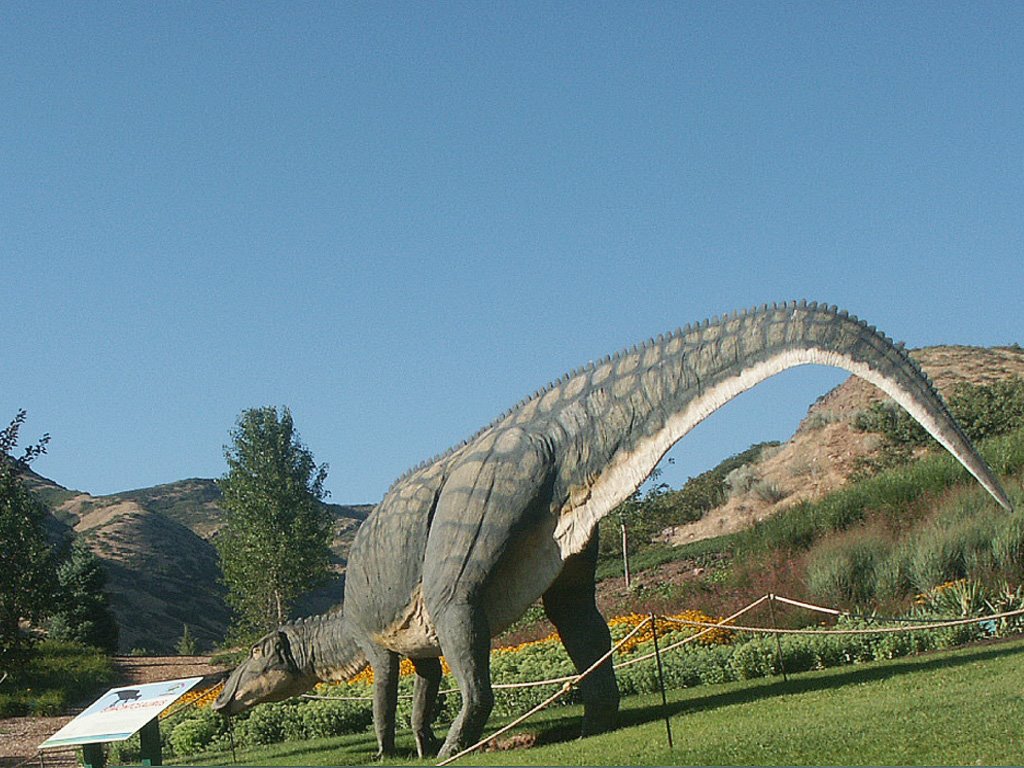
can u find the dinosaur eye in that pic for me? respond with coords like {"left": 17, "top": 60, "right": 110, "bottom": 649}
{"left": 251, "top": 646, "right": 262, "bottom": 659}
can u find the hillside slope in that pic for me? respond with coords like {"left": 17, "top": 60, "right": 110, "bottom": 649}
{"left": 666, "top": 344, "right": 1024, "bottom": 545}
{"left": 23, "top": 472, "right": 372, "bottom": 653}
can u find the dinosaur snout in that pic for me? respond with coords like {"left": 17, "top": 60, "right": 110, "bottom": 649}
{"left": 212, "top": 662, "right": 264, "bottom": 716}
{"left": 212, "top": 673, "right": 242, "bottom": 715}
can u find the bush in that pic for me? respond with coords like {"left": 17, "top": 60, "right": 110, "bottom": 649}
{"left": 854, "top": 378, "right": 1024, "bottom": 463}
{"left": 235, "top": 701, "right": 303, "bottom": 745}
{"left": 807, "top": 531, "right": 891, "bottom": 604}
{"left": 992, "top": 511, "right": 1024, "bottom": 580}
{"left": 0, "top": 640, "right": 114, "bottom": 717}
{"left": 169, "top": 708, "right": 229, "bottom": 756}
{"left": 300, "top": 697, "right": 374, "bottom": 738}
{"left": 906, "top": 512, "right": 999, "bottom": 594}
{"left": 730, "top": 638, "right": 781, "bottom": 679}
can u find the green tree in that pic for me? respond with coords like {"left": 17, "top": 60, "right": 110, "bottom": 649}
{"left": 176, "top": 624, "right": 197, "bottom": 655}
{"left": 46, "top": 539, "right": 119, "bottom": 653}
{"left": 0, "top": 411, "right": 55, "bottom": 668}
{"left": 215, "top": 406, "right": 333, "bottom": 638}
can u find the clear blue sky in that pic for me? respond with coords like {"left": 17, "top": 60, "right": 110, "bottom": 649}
{"left": 3, "top": 2, "right": 1022, "bottom": 504}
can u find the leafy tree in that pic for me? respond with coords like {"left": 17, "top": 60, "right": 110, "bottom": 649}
{"left": 0, "top": 411, "right": 55, "bottom": 667}
{"left": 215, "top": 406, "right": 333, "bottom": 638}
{"left": 46, "top": 539, "right": 119, "bottom": 653}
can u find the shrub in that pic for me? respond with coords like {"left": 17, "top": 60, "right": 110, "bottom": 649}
{"left": 752, "top": 480, "right": 788, "bottom": 504}
{"left": 853, "top": 378, "right": 1024, "bottom": 465}
{"left": 906, "top": 512, "right": 1001, "bottom": 594}
{"left": 235, "top": 701, "right": 307, "bottom": 745}
{"left": 807, "top": 531, "right": 891, "bottom": 605}
{"left": 873, "top": 546, "right": 915, "bottom": 600}
{"left": 0, "top": 640, "right": 114, "bottom": 717}
{"left": 169, "top": 708, "right": 229, "bottom": 755}
{"left": 730, "top": 638, "right": 780, "bottom": 679}
{"left": 300, "top": 697, "right": 374, "bottom": 738}
{"left": 992, "top": 511, "right": 1024, "bottom": 580}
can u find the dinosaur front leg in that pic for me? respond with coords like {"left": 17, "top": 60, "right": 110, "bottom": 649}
{"left": 431, "top": 604, "right": 494, "bottom": 760}
{"left": 365, "top": 645, "right": 400, "bottom": 758}
{"left": 543, "top": 535, "right": 619, "bottom": 736}
{"left": 409, "top": 657, "right": 443, "bottom": 758}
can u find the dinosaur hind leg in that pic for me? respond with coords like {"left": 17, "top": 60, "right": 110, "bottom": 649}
{"left": 543, "top": 533, "right": 619, "bottom": 736}
{"left": 431, "top": 603, "right": 494, "bottom": 760}
{"left": 363, "top": 644, "right": 400, "bottom": 758}
{"left": 410, "top": 657, "right": 443, "bottom": 758}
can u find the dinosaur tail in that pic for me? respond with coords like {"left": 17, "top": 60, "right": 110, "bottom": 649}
{"left": 552, "top": 301, "right": 1012, "bottom": 555}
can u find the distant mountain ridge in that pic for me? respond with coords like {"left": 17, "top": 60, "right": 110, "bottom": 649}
{"left": 24, "top": 471, "right": 371, "bottom": 653}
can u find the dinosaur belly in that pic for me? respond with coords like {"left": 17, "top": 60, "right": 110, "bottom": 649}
{"left": 372, "top": 586, "right": 442, "bottom": 657}
{"left": 483, "top": 517, "right": 564, "bottom": 636}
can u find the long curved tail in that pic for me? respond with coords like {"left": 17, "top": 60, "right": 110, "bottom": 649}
{"left": 549, "top": 301, "right": 1013, "bottom": 555}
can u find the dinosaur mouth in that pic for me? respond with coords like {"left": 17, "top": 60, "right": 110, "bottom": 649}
{"left": 212, "top": 674, "right": 242, "bottom": 715}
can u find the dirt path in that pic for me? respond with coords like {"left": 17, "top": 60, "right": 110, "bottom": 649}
{"left": 0, "top": 656, "right": 228, "bottom": 768}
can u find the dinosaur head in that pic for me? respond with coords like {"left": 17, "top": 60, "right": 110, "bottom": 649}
{"left": 212, "top": 626, "right": 316, "bottom": 717}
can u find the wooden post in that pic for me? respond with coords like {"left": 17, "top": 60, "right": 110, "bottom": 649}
{"left": 621, "top": 523, "right": 631, "bottom": 590}
{"left": 768, "top": 594, "right": 788, "bottom": 683}
{"left": 139, "top": 717, "right": 162, "bottom": 766}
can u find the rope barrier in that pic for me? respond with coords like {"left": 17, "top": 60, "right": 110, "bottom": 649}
{"left": 770, "top": 594, "right": 967, "bottom": 624}
{"left": 286, "top": 592, "right": 1024, "bottom": 766}
{"left": 301, "top": 593, "right": 1024, "bottom": 707}
{"left": 435, "top": 615, "right": 654, "bottom": 767}
{"left": 611, "top": 594, "right": 769, "bottom": 670}
{"left": 660, "top": 605, "right": 1024, "bottom": 635}
{"left": 303, "top": 596, "right": 770, "bottom": 703}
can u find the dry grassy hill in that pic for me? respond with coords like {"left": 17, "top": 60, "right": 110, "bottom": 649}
{"left": 24, "top": 473, "right": 371, "bottom": 654}
{"left": 665, "top": 344, "right": 1024, "bottom": 546}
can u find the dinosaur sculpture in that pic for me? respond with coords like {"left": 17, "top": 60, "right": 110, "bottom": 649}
{"left": 215, "top": 301, "right": 1013, "bottom": 759}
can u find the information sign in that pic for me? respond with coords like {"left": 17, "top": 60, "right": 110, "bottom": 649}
{"left": 39, "top": 677, "right": 203, "bottom": 749}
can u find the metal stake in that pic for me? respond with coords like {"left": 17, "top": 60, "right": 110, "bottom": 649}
{"left": 650, "top": 613, "right": 674, "bottom": 750}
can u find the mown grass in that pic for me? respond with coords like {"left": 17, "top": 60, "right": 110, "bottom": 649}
{"left": 176, "top": 637, "right": 1024, "bottom": 766}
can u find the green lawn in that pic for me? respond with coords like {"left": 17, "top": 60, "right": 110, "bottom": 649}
{"left": 179, "top": 637, "right": 1024, "bottom": 766}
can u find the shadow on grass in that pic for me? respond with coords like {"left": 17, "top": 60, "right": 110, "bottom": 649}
{"left": 183, "top": 640, "right": 1024, "bottom": 764}
{"left": 528, "top": 639, "right": 1024, "bottom": 748}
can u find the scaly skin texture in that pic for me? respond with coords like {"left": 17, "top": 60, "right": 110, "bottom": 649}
{"left": 215, "top": 301, "right": 1013, "bottom": 759}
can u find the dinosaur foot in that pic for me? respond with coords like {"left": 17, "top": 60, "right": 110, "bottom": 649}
{"left": 580, "top": 705, "right": 618, "bottom": 737}
{"left": 372, "top": 746, "right": 397, "bottom": 762}
{"left": 414, "top": 730, "right": 441, "bottom": 759}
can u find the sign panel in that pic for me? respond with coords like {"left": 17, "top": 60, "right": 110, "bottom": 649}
{"left": 39, "top": 677, "right": 202, "bottom": 749}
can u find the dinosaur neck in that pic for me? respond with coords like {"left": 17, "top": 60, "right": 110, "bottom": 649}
{"left": 500, "top": 301, "right": 1011, "bottom": 556}
{"left": 286, "top": 614, "right": 368, "bottom": 683}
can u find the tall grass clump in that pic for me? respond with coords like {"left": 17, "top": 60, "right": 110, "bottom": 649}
{"left": 806, "top": 530, "right": 892, "bottom": 604}
{"left": 805, "top": 482, "right": 1024, "bottom": 605}
{"left": 740, "top": 427, "right": 1024, "bottom": 561}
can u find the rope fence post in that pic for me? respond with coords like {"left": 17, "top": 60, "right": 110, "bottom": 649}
{"left": 767, "top": 594, "right": 788, "bottom": 683}
{"left": 649, "top": 612, "right": 673, "bottom": 751}
{"left": 226, "top": 716, "right": 237, "bottom": 765}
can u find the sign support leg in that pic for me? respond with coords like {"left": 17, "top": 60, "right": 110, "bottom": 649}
{"left": 82, "top": 743, "right": 106, "bottom": 768}
{"left": 140, "top": 718, "right": 162, "bottom": 766}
